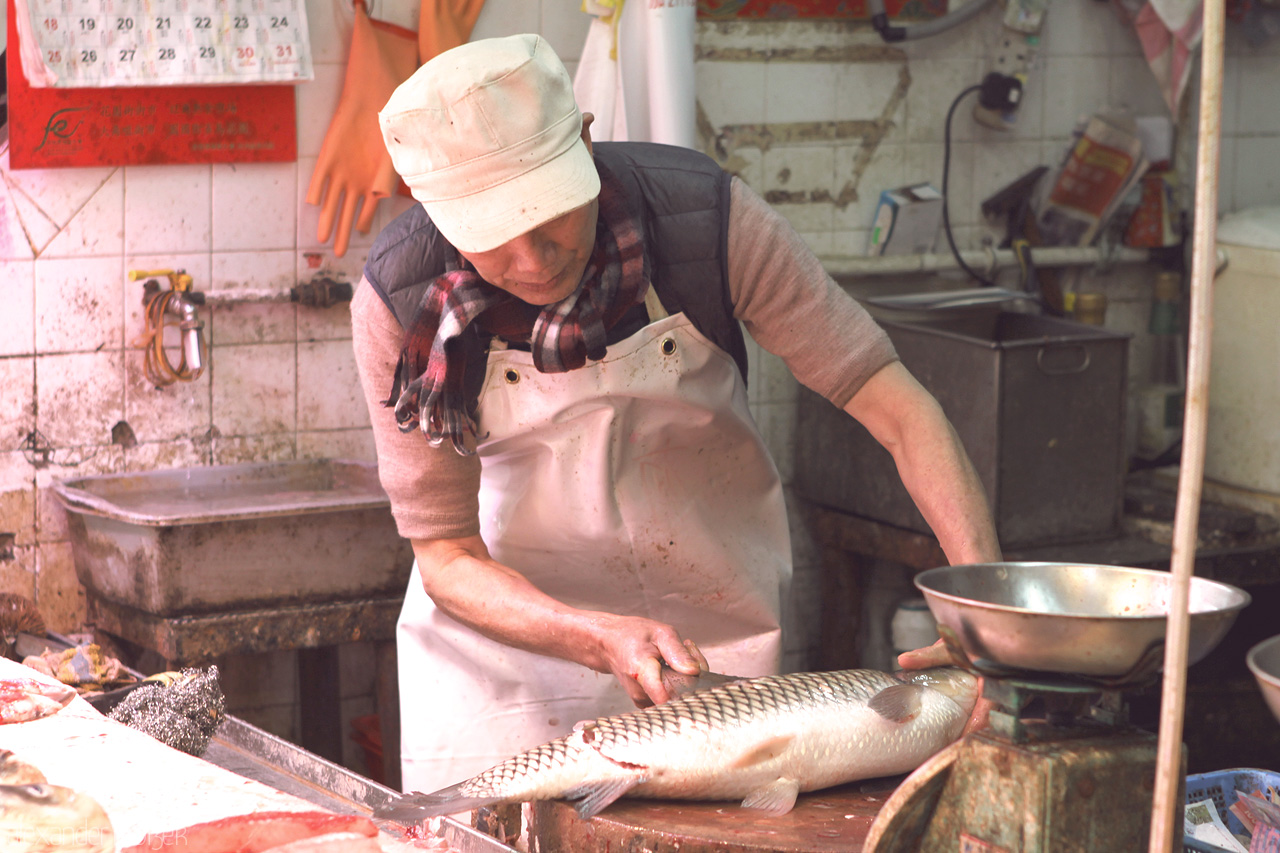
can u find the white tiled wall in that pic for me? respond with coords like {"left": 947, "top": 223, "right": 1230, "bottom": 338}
{"left": 3, "top": 0, "right": 1279, "bottom": 760}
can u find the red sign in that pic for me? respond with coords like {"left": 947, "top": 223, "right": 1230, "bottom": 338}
{"left": 5, "top": 0, "right": 297, "bottom": 170}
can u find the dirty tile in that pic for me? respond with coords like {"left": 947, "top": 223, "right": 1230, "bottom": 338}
{"left": 471, "top": 0, "right": 540, "bottom": 42}
{"left": 295, "top": 63, "right": 345, "bottom": 160}
{"left": 762, "top": 146, "right": 837, "bottom": 198}
{"left": 41, "top": 169, "right": 126, "bottom": 259}
{"left": 766, "top": 62, "right": 838, "bottom": 124}
{"left": 35, "top": 447, "right": 125, "bottom": 545}
{"left": 0, "top": 175, "right": 37, "bottom": 261}
{"left": 123, "top": 164, "right": 213, "bottom": 255}
{"left": 0, "top": 451, "right": 37, "bottom": 548}
{"left": 212, "top": 162, "right": 299, "bottom": 252}
{"left": 834, "top": 140, "right": 905, "bottom": 235}
{"left": 0, "top": 357, "right": 36, "bottom": 454}
{"left": 0, "top": 261, "right": 36, "bottom": 356}
{"left": 210, "top": 250, "right": 299, "bottom": 345}
{"left": 0, "top": 545, "right": 38, "bottom": 600}
{"left": 124, "top": 351, "right": 213, "bottom": 444}
{"left": 1107, "top": 55, "right": 1175, "bottom": 119}
{"left": 1041, "top": 56, "right": 1110, "bottom": 139}
{"left": 902, "top": 58, "right": 984, "bottom": 144}
{"left": 297, "top": 294, "right": 354, "bottom": 343}
{"left": 1216, "top": 137, "right": 1237, "bottom": 216}
{"left": 297, "top": 428, "right": 377, "bottom": 463}
{"left": 697, "top": 62, "right": 768, "bottom": 130}
{"left": 34, "top": 257, "right": 125, "bottom": 354}
{"left": 836, "top": 61, "right": 909, "bottom": 125}
{"left": 211, "top": 342, "right": 297, "bottom": 436}
{"left": 298, "top": 339, "right": 369, "bottom": 431}
{"left": 3, "top": 163, "right": 118, "bottom": 234}
{"left": 6, "top": 182, "right": 60, "bottom": 256}
{"left": 211, "top": 434, "right": 298, "bottom": 465}
{"left": 698, "top": 19, "right": 774, "bottom": 55}
{"left": 1235, "top": 53, "right": 1280, "bottom": 135}
{"left": 35, "top": 350, "right": 127, "bottom": 448}
{"left": 900, "top": 1, "right": 998, "bottom": 63}
{"left": 1040, "top": 0, "right": 1118, "bottom": 58}
{"left": 36, "top": 540, "right": 88, "bottom": 633}
{"left": 123, "top": 439, "right": 210, "bottom": 472}
{"left": 1233, "top": 137, "right": 1280, "bottom": 212}
{"left": 536, "top": 0, "right": 593, "bottom": 64}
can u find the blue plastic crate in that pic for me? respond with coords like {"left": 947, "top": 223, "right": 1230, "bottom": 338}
{"left": 1184, "top": 769, "right": 1280, "bottom": 852}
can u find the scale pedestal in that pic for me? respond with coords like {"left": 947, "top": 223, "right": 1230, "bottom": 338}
{"left": 869, "top": 677, "right": 1184, "bottom": 852}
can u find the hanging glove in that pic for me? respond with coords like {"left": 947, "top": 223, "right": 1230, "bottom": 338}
{"left": 305, "top": 0, "right": 418, "bottom": 258}
{"left": 418, "top": 0, "right": 487, "bottom": 68}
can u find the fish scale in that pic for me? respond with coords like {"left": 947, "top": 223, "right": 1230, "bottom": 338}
{"left": 377, "top": 666, "right": 979, "bottom": 822}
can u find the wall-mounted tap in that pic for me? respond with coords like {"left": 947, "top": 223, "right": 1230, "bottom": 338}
{"left": 129, "top": 269, "right": 207, "bottom": 386}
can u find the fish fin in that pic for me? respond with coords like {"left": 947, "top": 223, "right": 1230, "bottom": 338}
{"left": 729, "top": 734, "right": 795, "bottom": 769}
{"left": 374, "top": 785, "right": 503, "bottom": 823}
{"left": 564, "top": 777, "right": 646, "bottom": 820}
{"left": 867, "top": 684, "right": 923, "bottom": 723}
{"left": 740, "top": 778, "right": 801, "bottom": 817}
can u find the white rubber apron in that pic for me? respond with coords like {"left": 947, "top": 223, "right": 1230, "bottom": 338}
{"left": 397, "top": 309, "right": 791, "bottom": 793}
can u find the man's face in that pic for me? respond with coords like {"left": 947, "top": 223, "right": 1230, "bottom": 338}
{"left": 457, "top": 200, "right": 599, "bottom": 306}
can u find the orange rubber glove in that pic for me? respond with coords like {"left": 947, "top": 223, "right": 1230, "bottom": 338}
{"left": 305, "top": 1, "right": 418, "bottom": 257}
{"left": 418, "top": 0, "right": 487, "bottom": 69}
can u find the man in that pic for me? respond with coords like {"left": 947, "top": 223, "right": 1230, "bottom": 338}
{"left": 351, "top": 33, "right": 1001, "bottom": 794}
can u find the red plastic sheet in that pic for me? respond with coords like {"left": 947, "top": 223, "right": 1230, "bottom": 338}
{"left": 5, "top": 0, "right": 296, "bottom": 170}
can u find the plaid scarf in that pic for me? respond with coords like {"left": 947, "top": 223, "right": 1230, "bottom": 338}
{"left": 385, "top": 164, "right": 648, "bottom": 455}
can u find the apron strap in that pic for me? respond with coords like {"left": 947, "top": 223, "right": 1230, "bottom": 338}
{"left": 644, "top": 285, "right": 669, "bottom": 323}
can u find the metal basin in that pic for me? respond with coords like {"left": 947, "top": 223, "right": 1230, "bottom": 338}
{"left": 53, "top": 459, "right": 413, "bottom": 617}
{"left": 1247, "top": 635, "right": 1280, "bottom": 726}
{"left": 915, "top": 562, "right": 1251, "bottom": 682}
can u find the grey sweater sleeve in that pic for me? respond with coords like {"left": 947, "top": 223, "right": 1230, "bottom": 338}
{"left": 725, "top": 177, "right": 897, "bottom": 408}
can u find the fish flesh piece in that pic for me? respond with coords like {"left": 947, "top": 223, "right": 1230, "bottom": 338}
{"left": 377, "top": 666, "right": 979, "bottom": 821}
{"left": 0, "top": 678, "right": 76, "bottom": 724}
{"left": 0, "top": 783, "right": 114, "bottom": 853}
{"left": 120, "top": 810, "right": 379, "bottom": 852}
{"left": 0, "top": 751, "right": 46, "bottom": 785}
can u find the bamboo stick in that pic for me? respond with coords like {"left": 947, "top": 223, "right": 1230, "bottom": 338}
{"left": 1148, "top": 0, "right": 1225, "bottom": 847}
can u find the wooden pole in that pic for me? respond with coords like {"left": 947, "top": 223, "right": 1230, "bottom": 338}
{"left": 1148, "top": 0, "right": 1225, "bottom": 848}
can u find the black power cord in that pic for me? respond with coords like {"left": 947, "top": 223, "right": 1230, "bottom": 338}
{"left": 942, "top": 76, "right": 1026, "bottom": 288}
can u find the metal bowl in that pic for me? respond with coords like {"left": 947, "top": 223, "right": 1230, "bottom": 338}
{"left": 1246, "top": 635, "right": 1280, "bottom": 726}
{"left": 915, "top": 562, "right": 1251, "bottom": 682}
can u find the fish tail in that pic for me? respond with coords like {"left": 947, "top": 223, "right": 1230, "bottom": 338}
{"left": 374, "top": 783, "right": 503, "bottom": 823}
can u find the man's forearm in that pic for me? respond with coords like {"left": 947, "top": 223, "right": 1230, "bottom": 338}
{"left": 844, "top": 362, "right": 1002, "bottom": 566}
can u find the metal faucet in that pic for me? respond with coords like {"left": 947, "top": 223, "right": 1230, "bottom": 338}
{"left": 129, "top": 269, "right": 206, "bottom": 385}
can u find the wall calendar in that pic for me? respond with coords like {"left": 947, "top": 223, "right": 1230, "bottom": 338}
{"left": 13, "top": 0, "right": 313, "bottom": 87}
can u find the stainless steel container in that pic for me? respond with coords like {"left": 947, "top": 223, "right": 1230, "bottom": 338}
{"left": 53, "top": 459, "right": 413, "bottom": 617}
{"left": 795, "top": 311, "right": 1131, "bottom": 547}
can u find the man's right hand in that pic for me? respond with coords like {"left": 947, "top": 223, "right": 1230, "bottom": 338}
{"left": 588, "top": 617, "right": 709, "bottom": 708}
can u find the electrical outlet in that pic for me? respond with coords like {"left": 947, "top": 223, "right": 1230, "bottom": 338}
{"left": 972, "top": 0, "right": 1044, "bottom": 131}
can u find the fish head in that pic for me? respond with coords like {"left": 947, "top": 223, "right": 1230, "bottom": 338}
{"left": 892, "top": 667, "right": 980, "bottom": 714}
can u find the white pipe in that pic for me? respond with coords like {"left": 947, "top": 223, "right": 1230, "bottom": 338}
{"left": 821, "top": 245, "right": 1153, "bottom": 278}
{"left": 1148, "top": 0, "right": 1224, "bottom": 848}
{"left": 199, "top": 288, "right": 296, "bottom": 305}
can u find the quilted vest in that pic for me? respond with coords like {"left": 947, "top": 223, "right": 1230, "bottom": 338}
{"left": 362, "top": 142, "right": 749, "bottom": 386}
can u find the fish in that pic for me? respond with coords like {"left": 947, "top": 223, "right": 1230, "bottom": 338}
{"left": 0, "top": 751, "right": 46, "bottom": 785}
{"left": 0, "top": 678, "right": 77, "bottom": 725}
{"left": 120, "top": 810, "right": 379, "bottom": 852}
{"left": 0, "top": 784, "right": 114, "bottom": 853}
{"left": 377, "top": 666, "right": 979, "bottom": 822}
